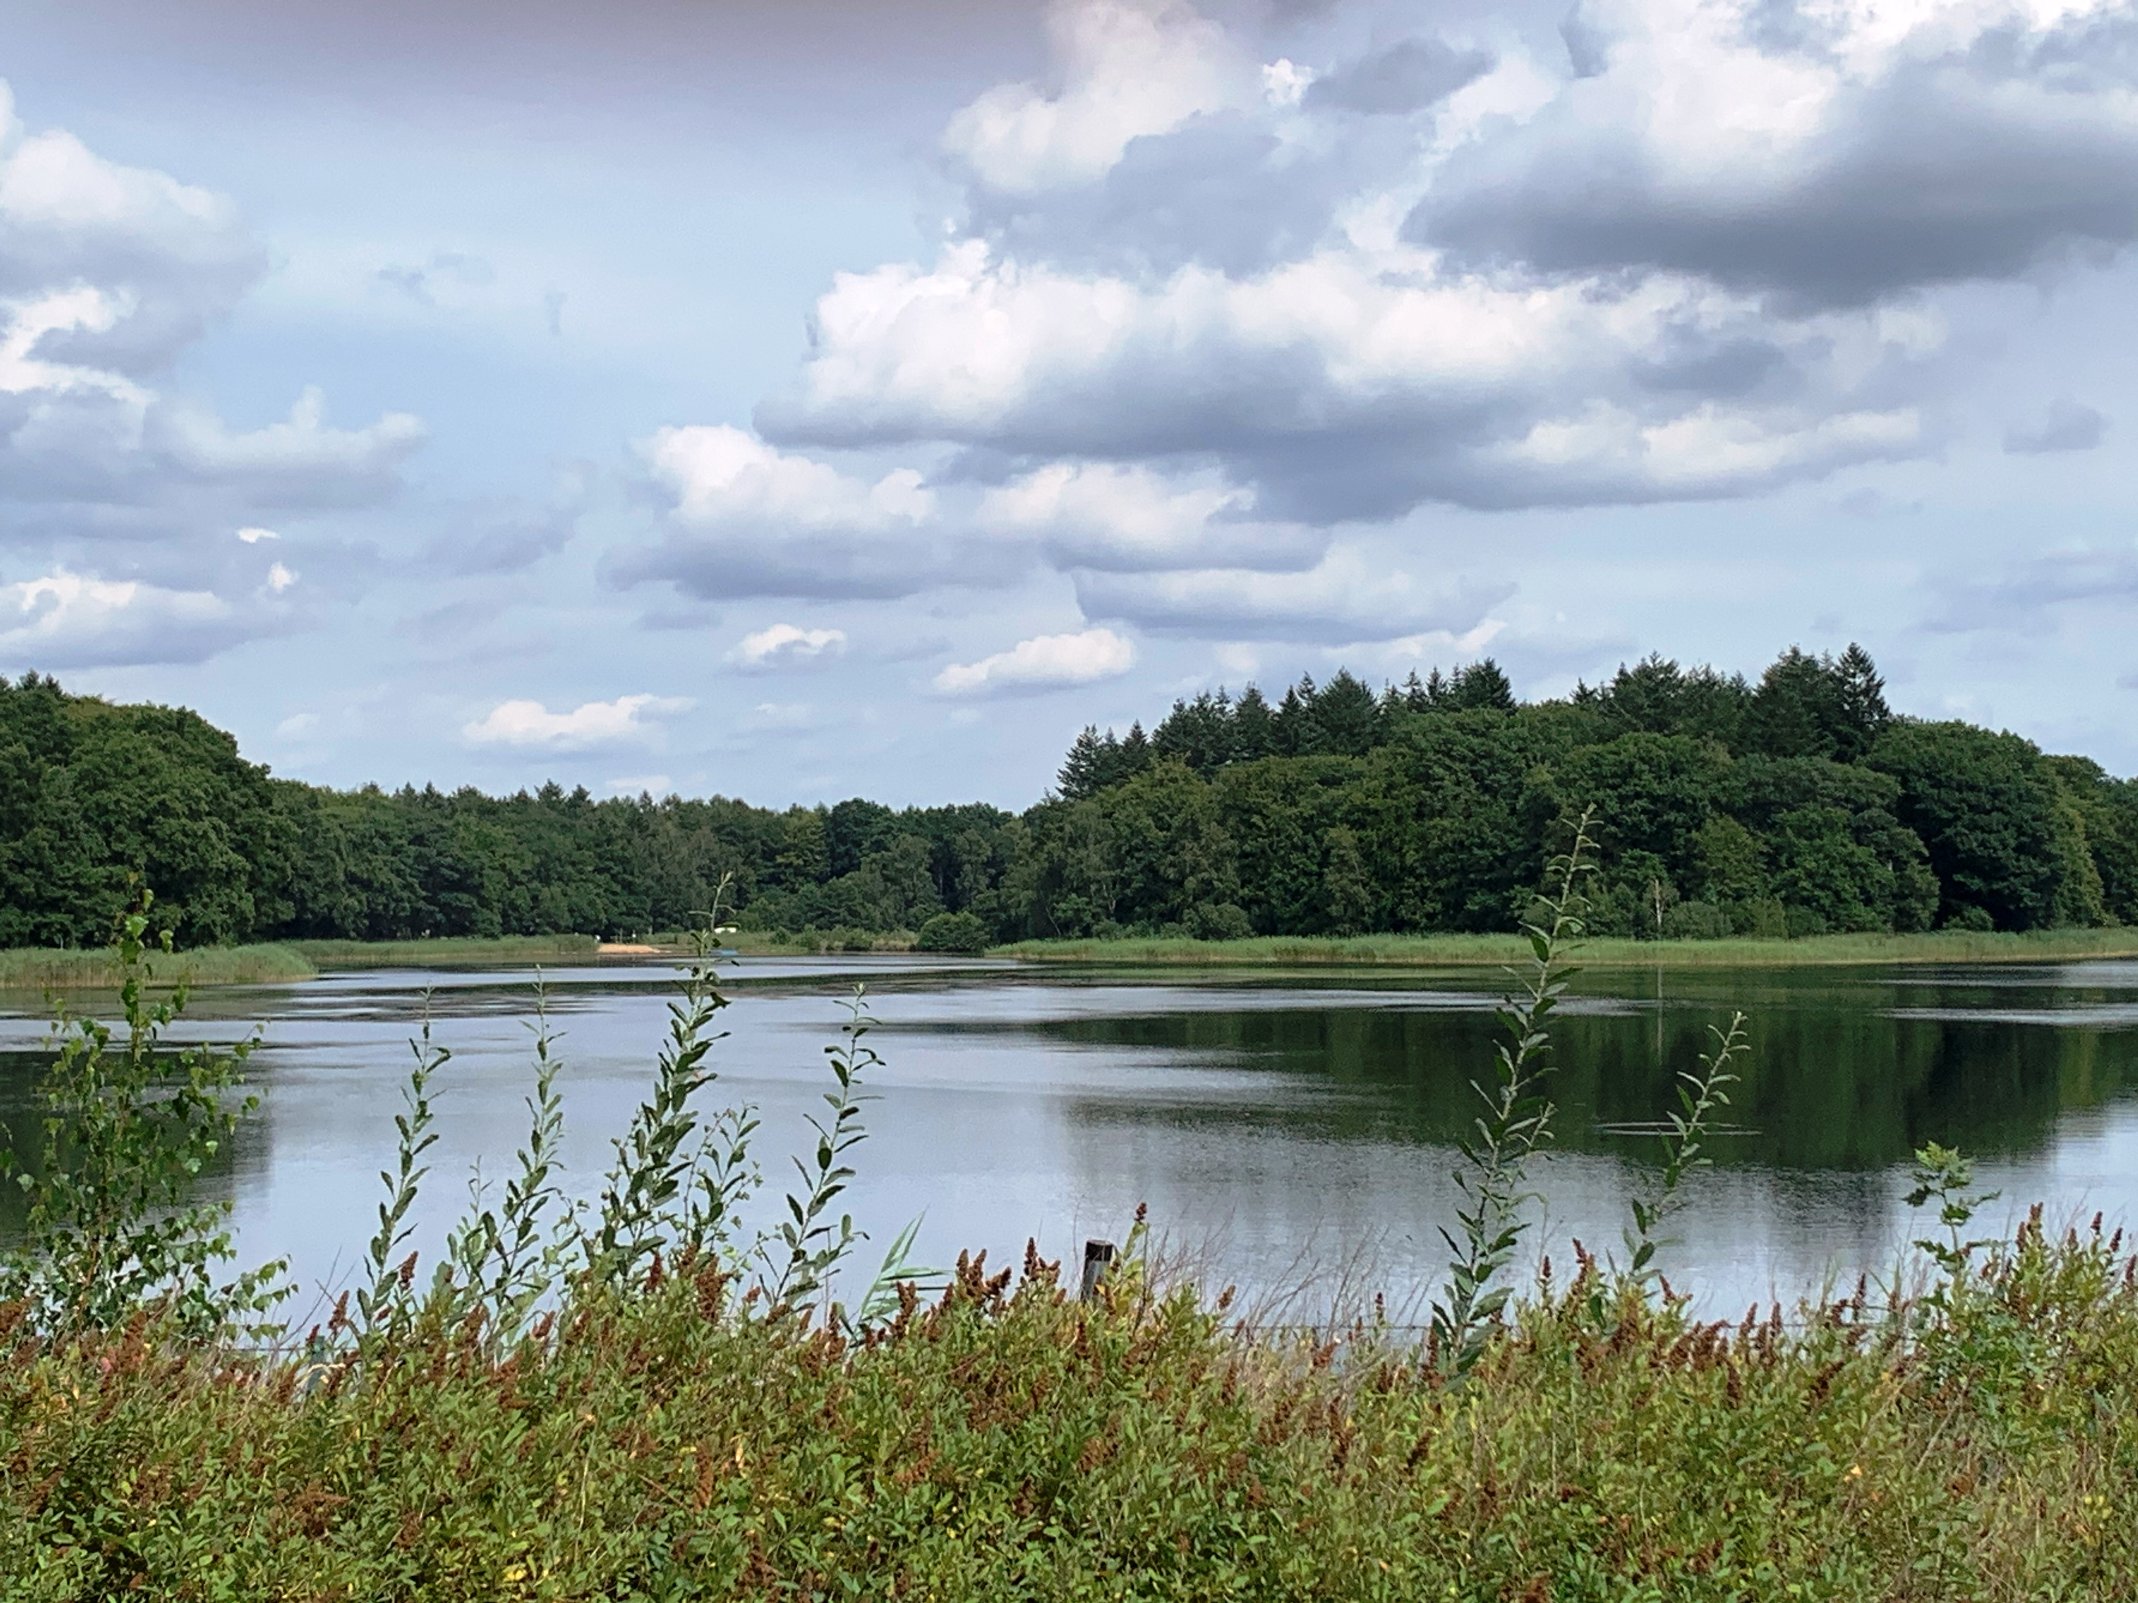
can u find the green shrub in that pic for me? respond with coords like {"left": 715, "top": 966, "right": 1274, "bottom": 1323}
{"left": 1184, "top": 901, "right": 1252, "bottom": 941}
{"left": 916, "top": 911, "right": 991, "bottom": 953}
{"left": 4, "top": 1219, "right": 2136, "bottom": 1599}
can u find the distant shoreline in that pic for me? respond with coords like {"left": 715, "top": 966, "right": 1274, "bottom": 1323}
{"left": 0, "top": 933, "right": 601, "bottom": 992}
{"left": 8, "top": 924, "right": 2136, "bottom": 993}
{"left": 992, "top": 928, "right": 2138, "bottom": 969}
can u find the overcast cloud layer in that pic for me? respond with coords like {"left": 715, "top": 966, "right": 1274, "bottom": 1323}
{"left": 3, "top": 0, "right": 2137, "bottom": 803}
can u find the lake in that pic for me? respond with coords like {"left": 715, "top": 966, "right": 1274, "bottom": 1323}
{"left": 5, "top": 954, "right": 2137, "bottom": 1322}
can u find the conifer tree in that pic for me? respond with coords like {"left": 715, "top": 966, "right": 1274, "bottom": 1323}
{"left": 1057, "top": 726, "right": 1109, "bottom": 800}
{"left": 1232, "top": 685, "right": 1276, "bottom": 761}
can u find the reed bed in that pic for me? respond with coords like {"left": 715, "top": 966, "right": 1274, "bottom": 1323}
{"left": 0, "top": 943, "right": 317, "bottom": 992}
{"left": 287, "top": 934, "right": 600, "bottom": 969}
{"left": 996, "top": 926, "right": 2138, "bottom": 970}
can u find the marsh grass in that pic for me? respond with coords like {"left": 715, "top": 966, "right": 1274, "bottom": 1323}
{"left": 289, "top": 934, "right": 599, "bottom": 969}
{"left": 0, "top": 943, "right": 317, "bottom": 992}
{"left": 0, "top": 935, "right": 605, "bottom": 992}
{"left": 995, "top": 925, "right": 2138, "bottom": 969}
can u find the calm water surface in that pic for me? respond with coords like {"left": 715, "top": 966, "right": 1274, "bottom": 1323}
{"left": 5, "top": 955, "right": 2136, "bottom": 1319}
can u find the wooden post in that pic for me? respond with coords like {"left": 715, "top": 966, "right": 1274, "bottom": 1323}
{"left": 1079, "top": 1239, "right": 1117, "bottom": 1301}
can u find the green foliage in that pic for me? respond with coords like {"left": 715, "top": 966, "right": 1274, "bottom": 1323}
{"left": 916, "top": 910, "right": 991, "bottom": 953}
{"left": 767, "top": 991, "right": 881, "bottom": 1312}
{"left": 0, "top": 893, "right": 285, "bottom": 1340}
{"left": 1904, "top": 1141, "right": 2002, "bottom": 1302}
{"left": 1870, "top": 721, "right": 2078, "bottom": 930}
{"left": 584, "top": 924, "right": 741, "bottom": 1289}
{"left": 7, "top": 1219, "right": 2138, "bottom": 1598}
{"left": 1623, "top": 1013, "right": 1748, "bottom": 1287}
{"left": 357, "top": 1014, "right": 448, "bottom": 1333}
{"left": 1429, "top": 810, "right": 1594, "bottom": 1380}
{"left": 5, "top": 646, "right": 2134, "bottom": 958}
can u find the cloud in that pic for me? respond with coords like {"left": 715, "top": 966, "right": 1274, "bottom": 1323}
{"left": 236, "top": 525, "right": 278, "bottom": 543}
{"left": 0, "top": 79, "right": 261, "bottom": 366}
{"left": 614, "top": 424, "right": 1019, "bottom": 598}
{"left": 1303, "top": 37, "right": 1493, "bottom": 116}
{"left": 0, "top": 83, "right": 422, "bottom": 543}
{"left": 1928, "top": 542, "right": 2138, "bottom": 633}
{"left": 606, "top": 773, "right": 674, "bottom": 796}
{"left": 935, "top": 626, "right": 1135, "bottom": 694}
{"left": 754, "top": 0, "right": 2138, "bottom": 526}
{"left": 977, "top": 462, "right": 1323, "bottom": 570}
{"left": 1414, "top": 0, "right": 2138, "bottom": 307}
{"left": 764, "top": 241, "right": 1933, "bottom": 520}
{"left": 149, "top": 386, "right": 425, "bottom": 504}
{"left": 462, "top": 692, "right": 694, "bottom": 749}
{"left": 428, "top": 468, "right": 590, "bottom": 575}
{"left": 942, "top": 0, "right": 1250, "bottom": 194}
{"left": 729, "top": 622, "right": 848, "bottom": 670}
{"left": 2004, "top": 399, "right": 2108, "bottom": 455}
{"left": 0, "top": 569, "right": 246, "bottom": 668}
{"left": 749, "top": 700, "right": 817, "bottom": 729}
{"left": 376, "top": 250, "right": 494, "bottom": 305}
{"left": 1073, "top": 549, "right": 1512, "bottom": 644}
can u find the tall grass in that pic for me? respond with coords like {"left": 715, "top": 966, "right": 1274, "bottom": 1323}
{"left": 0, "top": 942, "right": 317, "bottom": 991}
{"left": 288, "top": 933, "right": 599, "bottom": 968}
{"left": 996, "top": 925, "right": 2138, "bottom": 969}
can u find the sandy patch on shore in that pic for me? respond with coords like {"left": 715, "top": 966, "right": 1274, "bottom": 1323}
{"left": 598, "top": 942, "right": 663, "bottom": 955}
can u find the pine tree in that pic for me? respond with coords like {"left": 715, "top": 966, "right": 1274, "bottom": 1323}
{"left": 1232, "top": 685, "right": 1276, "bottom": 761}
{"left": 1057, "top": 726, "right": 1109, "bottom": 800}
{"left": 1275, "top": 680, "right": 1319, "bottom": 756}
{"left": 1833, "top": 642, "right": 1892, "bottom": 761}
{"left": 1746, "top": 647, "right": 1840, "bottom": 759}
{"left": 1118, "top": 721, "right": 1153, "bottom": 778}
{"left": 1447, "top": 658, "right": 1516, "bottom": 712}
{"left": 1311, "top": 669, "right": 1381, "bottom": 756}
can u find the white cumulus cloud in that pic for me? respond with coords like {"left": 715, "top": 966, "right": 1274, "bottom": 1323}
{"left": 152, "top": 385, "right": 425, "bottom": 502}
{"left": 612, "top": 425, "right": 994, "bottom": 599}
{"left": 463, "top": 693, "right": 694, "bottom": 749}
{"left": 935, "top": 626, "right": 1135, "bottom": 695}
{"left": 0, "top": 570, "right": 237, "bottom": 668}
{"left": 978, "top": 462, "right": 1323, "bottom": 571}
{"left": 0, "top": 81, "right": 422, "bottom": 540}
{"left": 942, "top": 0, "right": 1251, "bottom": 194}
{"left": 729, "top": 622, "right": 848, "bottom": 670}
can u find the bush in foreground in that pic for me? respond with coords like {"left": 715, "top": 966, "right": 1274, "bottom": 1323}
{"left": 3, "top": 1223, "right": 2136, "bottom": 1599}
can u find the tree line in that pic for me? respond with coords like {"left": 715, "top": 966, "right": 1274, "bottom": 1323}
{"left": 3, "top": 645, "right": 2134, "bottom": 949}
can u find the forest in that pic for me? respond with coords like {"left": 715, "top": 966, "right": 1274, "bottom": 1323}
{"left": 3, "top": 644, "right": 2135, "bottom": 949}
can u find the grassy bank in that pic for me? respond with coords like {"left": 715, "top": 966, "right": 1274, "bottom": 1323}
{"left": 0, "top": 943, "right": 318, "bottom": 991}
{"left": 286, "top": 933, "right": 600, "bottom": 969}
{"left": 5, "top": 1227, "right": 2136, "bottom": 1599}
{"left": 996, "top": 926, "right": 2138, "bottom": 969}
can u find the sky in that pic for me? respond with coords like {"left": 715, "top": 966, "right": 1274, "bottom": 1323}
{"left": 4, "top": 0, "right": 2138, "bottom": 807}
